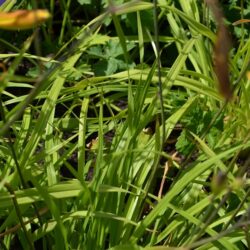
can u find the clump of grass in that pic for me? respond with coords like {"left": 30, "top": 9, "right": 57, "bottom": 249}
{"left": 0, "top": 1, "right": 250, "bottom": 250}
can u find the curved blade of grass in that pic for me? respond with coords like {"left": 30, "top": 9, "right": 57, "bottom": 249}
{"left": 45, "top": 107, "right": 57, "bottom": 186}
{"left": 160, "top": 5, "right": 216, "bottom": 42}
{"left": 0, "top": 180, "right": 131, "bottom": 209}
{"left": 131, "top": 142, "right": 249, "bottom": 242}
{"left": 0, "top": 0, "right": 16, "bottom": 11}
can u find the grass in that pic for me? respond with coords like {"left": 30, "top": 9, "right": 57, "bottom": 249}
{"left": 0, "top": 0, "right": 250, "bottom": 249}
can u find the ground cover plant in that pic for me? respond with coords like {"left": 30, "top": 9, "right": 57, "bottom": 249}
{"left": 0, "top": 0, "right": 250, "bottom": 249}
